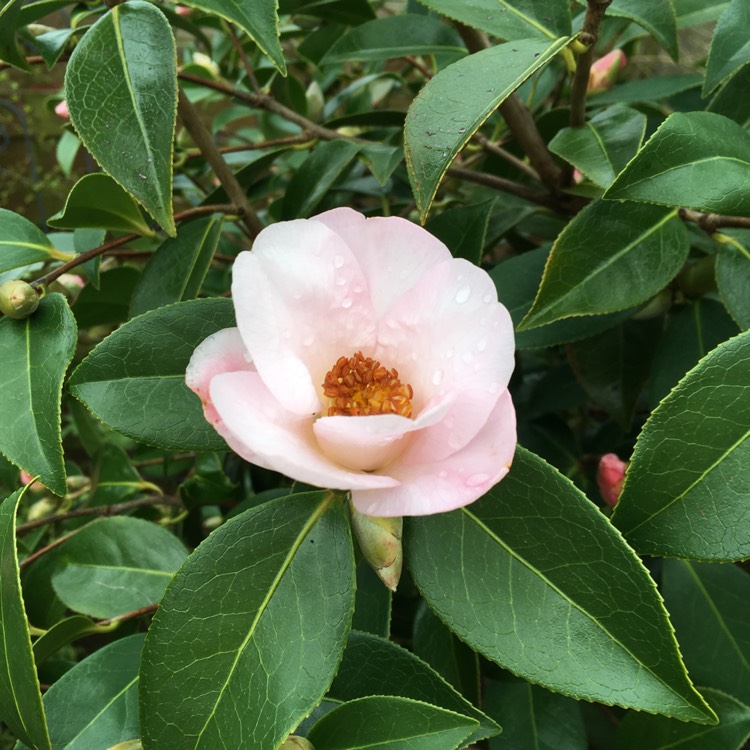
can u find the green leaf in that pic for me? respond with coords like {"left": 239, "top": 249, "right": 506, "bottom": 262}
{"left": 484, "top": 677, "right": 586, "bottom": 750}
{"left": 65, "top": 1, "right": 177, "bottom": 235}
{"left": 51, "top": 516, "right": 188, "bottom": 619}
{"left": 322, "top": 14, "right": 464, "bottom": 63}
{"left": 281, "top": 140, "right": 363, "bottom": 219}
{"left": 615, "top": 687, "right": 750, "bottom": 750}
{"left": 675, "top": 0, "right": 728, "bottom": 28}
{"left": 426, "top": 199, "right": 496, "bottom": 265}
{"left": 717, "top": 246, "right": 750, "bottom": 330}
{"left": 548, "top": 106, "right": 647, "bottom": 188}
{"left": 32, "top": 615, "right": 114, "bottom": 666}
{"left": 139, "top": 491, "right": 355, "bottom": 749}
{"left": 612, "top": 330, "right": 750, "bottom": 560}
{"left": 605, "top": 112, "right": 750, "bottom": 216}
{"left": 68, "top": 298, "right": 234, "bottom": 452}
{"left": 307, "top": 696, "right": 478, "bottom": 750}
{"left": 329, "top": 630, "right": 499, "bottom": 745}
{"left": 0, "top": 0, "right": 30, "bottom": 70}
{"left": 709, "top": 66, "right": 750, "bottom": 128}
{"left": 416, "top": 0, "right": 572, "bottom": 41}
{"left": 413, "top": 603, "right": 480, "bottom": 706}
{"left": 352, "top": 562, "right": 391, "bottom": 638}
{"left": 48, "top": 173, "right": 156, "bottom": 236}
{"left": 0, "top": 488, "right": 51, "bottom": 750}
{"left": 648, "top": 298, "right": 739, "bottom": 407}
{"left": 405, "top": 36, "right": 571, "bottom": 221}
{"left": 605, "top": 0, "right": 678, "bottom": 60}
{"left": 588, "top": 73, "right": 701, "bottom": 105}
{"left": 0, "top": 208, "right": 74, "bottom": 273}
{"left": 0, "top": 294, "right": 77, "bottom": 496}
{"left": 17, "top": 634, "right": 145, "bottom": 750}
{"left": 182, "top": 0, "right": 285, "bottom": 74}
{"left": 129, "top": 215, "right": 222, "bottom": 317}
{"left": 73, "top": 266, "right": 140, "bottom": 330}
{"left": 406, "top": 447, "right": 714, "bottom": 722}
{"left": 662, "top": 560, "right": 750, "bottom": 704}
{"left": 519, "top": 201, "right": 687, "bottom": 329}
{"left": 704, "top": 0, "right": 750, "bottom": 95}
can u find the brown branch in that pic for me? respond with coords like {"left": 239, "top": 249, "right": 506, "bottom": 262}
{"left": 453, "top": 24, "right": 562, "bottom": 196}
{"left": 97, "top": 603, "right": 159, "bottom": 627}
{"left": 678, "top": 208, "right": 750, "bottom": 232}
{"left": 404, "top": 55, "right": 434, "bottom": 79}
{"left": 177, "top": 90, "right": 264, "bottom": 236}
{"left": 19, "top": 528, "right": 81, "bottom": 570}
{"left": 474, "top": 133, "right": 541, "bottom": 182}
{"left": 31, "top": 203, "right": 237, "bottom": 288}
{"left": 569, "top": 0, "right": 613, "bottom": 128}
{"left": 185, "top": 133, "right": 314, "bottom": 161}
{"left": 226, "top": 23, "right": 261, "bottom": 93}
{"left": 447, "top": 165, "right": 557, "bottom": 209}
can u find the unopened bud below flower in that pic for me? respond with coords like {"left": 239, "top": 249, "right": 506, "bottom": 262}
{"left": 350, "top": 508, "right": 403, "bottom": 591}
{"left": 279, "top": 736, "right": 314, "bottom": 750}
{"left": 0, "top": 280, "right": 41, "bottom": 319}
{"left": 597, "top": 453, "right": 628, "bottom": 507}
{"left": 54, "top": 99, "right": 69, "bottom": 119}
{"left": 588, "top": 49, "right": 627, "bottom": 94}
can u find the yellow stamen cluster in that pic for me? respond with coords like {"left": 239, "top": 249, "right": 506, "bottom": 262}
{"left": 323, "top": 351, "right": 413, "bottom": 418}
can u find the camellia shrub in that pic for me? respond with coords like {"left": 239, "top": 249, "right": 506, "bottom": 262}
{"left": 1, "top": 0, "right": 749, "bottom": 748}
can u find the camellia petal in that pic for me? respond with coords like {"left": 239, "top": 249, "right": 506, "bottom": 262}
{"left": 351, "top": 390, "right": 517, "bottom": 517}
{"left": 210, "top": 370, "right": 399, "bottom": 491}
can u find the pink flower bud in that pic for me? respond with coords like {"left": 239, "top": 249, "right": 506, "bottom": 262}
{"left": 587, "top": 50, "right": 627, "bottom": 94}
{"left": 175, "top": 5, "right": 191, "bottom": 15}
{"left": 55, "top": 99, "right": 69, "bottom": 119}
{"left": 572, "top": 168, "right": 584, "bottom": 184}
{"left": 19, "top": 470, "right": 46, "bottom": 494}
{"left": 597, "top": 453, "right": 628, "bottom": 507}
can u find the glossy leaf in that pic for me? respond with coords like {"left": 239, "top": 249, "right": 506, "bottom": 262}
{"left": 352, "top": 562, "right": 391, "bottom": 638}
{"left": 0, "top": 208, "right": 74, "bottom": 273}
{"left": 0, "top": 488, "right": 51, "bottom": 750}
{"left": 68, "top": 298, "right": 234, "bottom": 452}
{"left": 426, "top": 199, "right": 496, "bottom": 265}
{"left": 548, "top": 106, "right": 646, "bottom": 188}
{"left": 47, "top": 173, "right": 155, "bottom": 236}
{"left": 182, "top": 0, "right": 285, "bottom": 74}
{"left": 406, "top": 447, "right": 714, "bottom": 722}
{"left": 87, "top": 443, "right": 155, "bottom": 508}
{"left": 307, "top": 696, "right": 478, "bottom": 750}
{"left": 648, "top": 298, "right": 739, "bottom": 407}
{"left": 485, "top": 677, "right": 586, "bottom": 750}
{"left": 17, "top": 635, "right": 144, "bottom": 750}
{"left": 708, "top": 65, "right": 750, "bottom": 128}
{"left": 717, "top": 245, "right": 750, "bottom": 330}
{"left": 139, "top": 492, "right": 355, "bottom": 750}
{"left": 615, "top": 688, "right": 750, "bottom": 750}
{"left": 129, "top": 215, "right": 222, "bottom": 317}
{"left": 416, "top": 0, "right": 572, "bottom": 41}
{"left": 662, "top": 560, "right": 750, "bottom": 704}
{"left": 0, "top": 294, "right": 77, "bottom": 496}
{"left": 491, "top": 247, "right": 632, "bottom": 349}
{"left": 405, "top": 36, "right": 571, "bottom": 221}
{"left": 65, "top": 1, "right": 177, "bottom": 235}
{"left": 31, "top": 27, "right": 78, "bottom": 68}
{"left": 0, "top": 0, "right": 30, "bottom": 70}
{"left": 519, "top": 201, "right": 687, "bottom": 329}
{"left": 675, "top": 0, "right": 729, "bottom": 28}
{"left": 329, "top": 630, "right": 498, "bottom": 745}
{"left": 605, "top": 112, "right": 750, "bottom": 216}
{"left": 322, "top": 14, "right": 465, "bottom": 63}
{"left": 589, "top": 73, "right": 701, "bottom": 106}
{"left": 613, "top": 330, "right": 750, "bottom": 560}
{"left": 605, "top": 0, "right": 678, "bottom": 60}
{"left": 32, "top": 615, "right": 115, "bottom": 666}
{"left": 51, "top": 516, "right": 188, "bottom": 619}
{"left": 73, "top": 266, "right": 140, "bottom": 329}
{"left": 704, "top": 0, "right": 750, "bottom": 95}
{"left": 281, "top": 140, "right": 362, "bottom": 219}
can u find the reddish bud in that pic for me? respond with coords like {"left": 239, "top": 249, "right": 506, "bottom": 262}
{"left": 588, "top": 50, "right": 627, "bottom": 94}
{"left": 54, "top": 99, "right": 69, "bottom": 119}
{"left": 597, "top": 453, "right": 628, "bottom": 507}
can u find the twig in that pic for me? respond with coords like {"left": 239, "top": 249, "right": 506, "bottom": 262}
{"left": 678, "top": 208, "right": 750, "bottom": 233}
{"left": 404, "top": 55, "right": 434, "bottom": 79}
{"left": 185, "top": 133, "right": 314, "bottom": 161}
{"left": 225, "top": 23, "right": 262, "bottom": 93}
{"left": 177, "top": 90, "right": 264, "bottom": 236}
{"left": 447, "top": 166, "right": 556, "bottom": 208}
{"left": 19, "top": 528, "right": 82, "bottom": 570}
{"left": 97, "top": 603, "right": 159, "bottom": 627}
{"left": 32, "top": 203, "right": 237, "bottom": 288}
{"left": 474, "top": 134, "right": 541, "bottom": 182}
{"left": 17, "top": 495, "right": 183, "bottom": 536}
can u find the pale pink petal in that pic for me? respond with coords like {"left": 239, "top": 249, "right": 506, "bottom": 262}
{"left": 313, "top": 208, "right": 452, "bottom": 317}
{"left": 210, "top": 371, "right": 398, "bottom": 490}
{"left": 351, "top": 390, "right": 517, "bottom": 516}
{"left": 374, "top": 258, "right": 515, "bottom": 462}
{"left": 232, "top": 219, "right": 376, "bottom": 415}
{"left": 186, "top": 327, "right": 253, "bottom": 426}
{"left": 313, "top": 396, "right": 452, "bottom": 472}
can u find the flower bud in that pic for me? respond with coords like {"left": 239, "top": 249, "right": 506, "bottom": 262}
{"left": 27, "top": 497, "right": 59, "bottom": 522}
{"left": 279, "top": 736, "right": 314, "bottom": 750}
{"left": 48, "top": 274, "right": 85, "bottom": 304}
{"left": 588, "top": 50, "right": 627, "bottom": 94}
{"left": 350, "top": 508, "right": 403, "bottom": 591}
{"left": 0, "top": 280, "right": 41, "bottom": 319}
{"left": 54, "top": 99, "right": 69, "bottom": 119}
{"left": 597, "top": 453, "right": 628, "bottom": 507}
{"left": 19, "top": 470, "right": 47, "bottom": 495}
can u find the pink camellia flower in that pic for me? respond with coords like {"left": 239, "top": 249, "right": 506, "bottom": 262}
{"left": 54, "top": 99, "right": 69, "bottom": 119}
{"left": 187, "top": 208, "right": 516, "bottom": 517}
{"left": 597, "top": 453, "right": 628, "bottom": 507}
{"left": 588, "top": 49, "right": 627, "bottom": 94}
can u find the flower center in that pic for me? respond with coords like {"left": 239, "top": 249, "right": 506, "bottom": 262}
{"left": 323, "top": 351, "right": 413, "bottom": 418}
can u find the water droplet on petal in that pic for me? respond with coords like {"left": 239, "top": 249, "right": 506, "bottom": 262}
{"left": 477, "top": 339, "right": 487, "bottom": 351}
{"left": 445, "top": 348, "right": 454, "bottom": 359}
{"left": 462, "top": 351, "right": 473, "bottom": 364}
{"left": 335, "top": 277, "right": 346, "bottom": 286}
{"left": 341, "top": 298, "right": 352, "bottom": 309}
{"left": 455, "top": 285, "right": 471, "bottom": 304}
{"left": 448, "top": 434, "right": 463, "bottom": 449}
{"left": 438, "top": 470, "right": 448, "bottom": 478}
{"left": 466, "top": 473, "right": 490, "bottom": 488}
{"left": 482, "top": 293, "right": 493, "bottom": 304}
{"left": 302, "top": 333, "right": 314, "bottom": 346}
{"left": 432, "top": 369, "right": 444, "bottom": 385}
{"left": 333, "top": 255, "right": 344, "bottom": 269}
{"left": 488, "top": 383, "right": 499, "bottom": 394}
